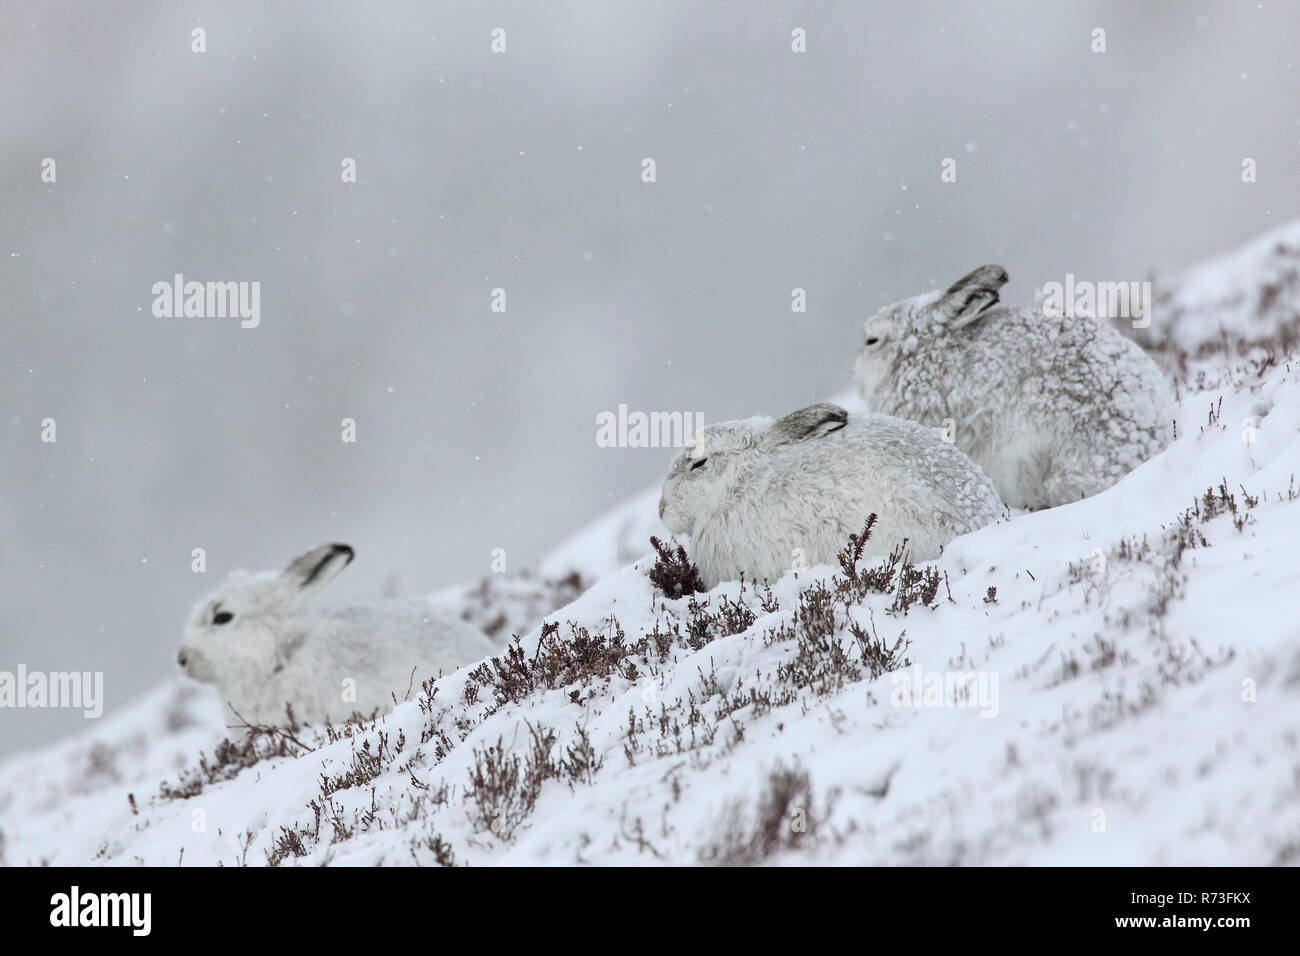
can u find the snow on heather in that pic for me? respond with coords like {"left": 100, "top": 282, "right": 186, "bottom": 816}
{"left": 427, "top": 568, "right": 589, "bottom": 646}
{"left": 4, "top": 351, "right": 1296, "bottom": 866}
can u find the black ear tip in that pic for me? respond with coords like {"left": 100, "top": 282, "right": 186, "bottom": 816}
{"left": 814, "top": 403, "right": 849, "bottom": 434}
{"left": 331, "top": 543, "right": 355, "bottom": 563}
{"left": 948, "top": 264, "right": 1009, "bottom": 294}
{"left": 806, "top": 402, "right": 848, "bottom": 423}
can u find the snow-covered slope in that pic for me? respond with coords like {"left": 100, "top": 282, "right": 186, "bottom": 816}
{"left": 540, "top": 485, "right": 668, "bottom": 583}
{"left": 428, "top": 569, "right": 590, "bottom": 646}
{"left": 1140, "top": 218, "right": 1300, "bottom": 359}
{"left": 4, "top": 228, "right": 1300, "bottom": 867}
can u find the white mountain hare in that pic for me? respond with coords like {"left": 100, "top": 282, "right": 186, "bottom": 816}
{"left": 176, "top": 543, "right": 497, "bottom": 726}
{"left": 854, "top": 265, "right": 1176, "bottom": 510}
{"left": 658, "top": 403, "right": 1003, "bottom": 589}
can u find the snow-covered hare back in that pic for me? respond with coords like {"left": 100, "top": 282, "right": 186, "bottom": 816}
{"left": 854, "top": 265, "right": 1175, "bottom": 509}
{"left": 658, "top": 403, "right": 1003, "bottom": 589}
{"left": 176, "top": 543, "right": 497, "bottom": 726}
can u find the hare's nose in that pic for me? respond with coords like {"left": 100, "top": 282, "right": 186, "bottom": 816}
{"left": 177, "top": 651, "right": 188, "bottom": 668}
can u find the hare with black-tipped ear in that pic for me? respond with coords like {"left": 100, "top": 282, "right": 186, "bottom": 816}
{"left": 176, "top": 543, "right": 497, "bottom": 726}
{"left": 658, "top": 403, "right": 1003, "bottom": 590}
{"left": 854, "top": 265, "right": 1175, "bottom": 510}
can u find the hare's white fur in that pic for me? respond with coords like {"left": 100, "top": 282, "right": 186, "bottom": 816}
{"left": 659, "top": 403, "right": 1003, "bottom": 589}
{"left": 177, "top": 544, "right": 496, "bottom": 726}
{"left": 854, "top": 265, "right": 1175, "bottom": 510}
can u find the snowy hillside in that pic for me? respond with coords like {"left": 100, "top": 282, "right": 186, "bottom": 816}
{"left": 3, "top": 230, "right": 1300, "bottom": 867}
{"left": 540, "top": 486, "right": 669, "bottom": 583}
{"left": 1140, "top": 219, "right": 1300, "bottom": 362}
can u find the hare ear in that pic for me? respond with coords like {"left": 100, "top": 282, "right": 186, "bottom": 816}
{"left": 283, "top": 543, "right": 354, "bottom": 596}
{"left": 767, "top": 403, "right": 849, "bottom": 446}
{"left": 935, "top": 265, "right": 1008, "bottom": 328}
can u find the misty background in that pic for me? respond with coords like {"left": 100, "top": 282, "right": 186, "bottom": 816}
{"left": 2, "top": 0, "right": 1297, "bottom": 757}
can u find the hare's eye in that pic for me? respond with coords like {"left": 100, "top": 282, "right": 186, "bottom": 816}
{"left": 865, "top": 336, "right": 881, "bottom": 346}
{"left": 690, "top": 457, "right": 708, "bottom": 472}
{"left": 213, "top": 611, "right": 234, "bottom": 626}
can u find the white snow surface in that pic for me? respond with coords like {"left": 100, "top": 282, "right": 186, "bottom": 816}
{"left": 4, "top": 233, "right": 1300, "bottom": 867}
